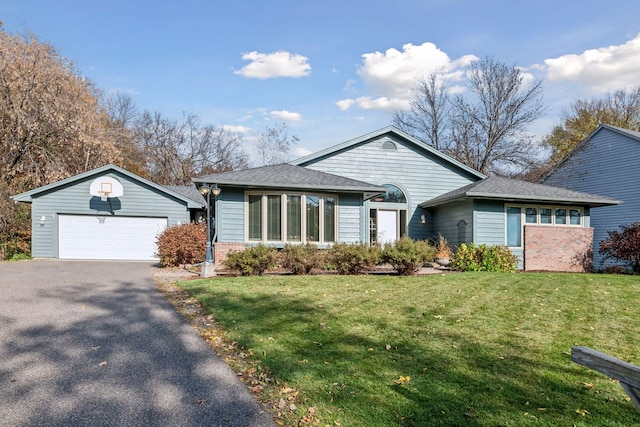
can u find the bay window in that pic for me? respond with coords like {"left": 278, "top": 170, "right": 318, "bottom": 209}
{"left": 287, "top": 195, "right": 301, "bottom": 241}
{"left": 267, "top": 195, "right": 281, "bottom": 241}
{"left": 247, "top": 192, "right": 338, "bottom": 244}
{"left": 306, "top": 195, "right": 320, "bottom": 242}
{"left": 323, "top": 196, "right": 336, "bottom": 242}
{"left": 248, "top": 195, "right": 262, "bottom": 241}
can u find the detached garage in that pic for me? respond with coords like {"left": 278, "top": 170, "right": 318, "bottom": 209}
{"left": 12, "top": 165, "right": 204, "bottom": 261}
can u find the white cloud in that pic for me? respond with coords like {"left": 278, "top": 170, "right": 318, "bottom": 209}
{"left": 544, "top": 34, "right": 640, "bottom": 93}
{"left": 221, "top": 124, "right": 252, "bottom": 134}
{"left": 292, "top": 146, "right": 314, "bottom": 157}
{"left": 339, "top": 42, "right": 478, "bottom": 111}
{"left": 336, "top": 99, "right": 356, "bottom": 111}
{"left": 337, "top": 96, "right": 408, "bottom": 112}
{"left": 270, "top": 110, "right": 302, "bottom": 121}
{"left": 234, "top": 51, "right": 311, "bottom": 79}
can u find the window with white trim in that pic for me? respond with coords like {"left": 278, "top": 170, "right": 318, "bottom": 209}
{"left": 506, "top": 205, "right": 583, "bottom": 248}
{"left": 246, "top": 192, "right": 337, "bottom": 244}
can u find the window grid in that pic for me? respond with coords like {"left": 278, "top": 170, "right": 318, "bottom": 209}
{"left": 506, "top": 204, "right": 584, "bottom": 248}
{"left": 246, "top": 192, "right": 338, "bottom": 244}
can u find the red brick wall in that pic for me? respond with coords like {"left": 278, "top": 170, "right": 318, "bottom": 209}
{"left": 214, "top": 242, "right": 246, "bottom": 269}
{"left": 524, "top": 226, "right": 593, "bottom": 272}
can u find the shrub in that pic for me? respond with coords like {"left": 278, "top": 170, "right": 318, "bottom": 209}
{"left": 224, "top": 244, "right": 278, "bottom": 276}
{"left": 9, "top": 252, "right": 31, "bottom": 261}
{"left": 282, "top": 243, "right": 323, "bottom": 275}
{"left": 599, "top": 222, "right": 640, "bottom": 274}
{"left": 326, "top": 243, "right": 380, "bottom": 275}
{"left": 451, "top": 243, "right": 518, "bottom": 272}
{"left": 0, "top": 200, "right": 31, "bottom": 261}
{"left": 381, "top": 237, "right": 436, "bottom": 275}
{"left": 155, "top": 222, "right": 206, "bottom": 267}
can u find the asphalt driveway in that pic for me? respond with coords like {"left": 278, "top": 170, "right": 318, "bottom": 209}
{"left": 0, "top": 260, "right": 274, "bottom": 427}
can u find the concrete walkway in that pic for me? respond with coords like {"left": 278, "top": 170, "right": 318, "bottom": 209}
{"left": 0, "top": 260, "right": 274, "bottom": 427}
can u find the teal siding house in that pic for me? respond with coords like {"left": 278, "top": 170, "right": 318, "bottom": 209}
{"left": 12, "top": 165, "right": 204, "bottom": 260}
{"left": 543, "top": 124, "right": 640, "bottom": 269}
{"left": 195, "top": 127, "right": 619, "bottom": 272}
{"left": 14, "top": 127, "right": 619, "bottom": 271}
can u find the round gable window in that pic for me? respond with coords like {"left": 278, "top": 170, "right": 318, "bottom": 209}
{"left": 381, "top": 140, "right": 397, "bottom": 151}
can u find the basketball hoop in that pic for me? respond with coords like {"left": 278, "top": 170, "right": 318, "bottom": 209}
{"left": 89, "top": 176, "right": 123, "bottom": 201}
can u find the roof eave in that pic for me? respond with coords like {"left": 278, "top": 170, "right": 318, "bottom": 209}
{"left": 419, "top": 194, "right": 467, "bottom": 208}
{"left": 12, "top": 164, "right": 205, "bottom": 209}
{"left": 193, "top": 179, "right": 385, "bottom": 194}
{"left": 420, "top": 192, "right": 621, "bottom": 209}
{"left": 467, "top": 191, "right": 621, "bottom": 207}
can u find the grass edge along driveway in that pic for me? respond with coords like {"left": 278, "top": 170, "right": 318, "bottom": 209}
{"left": 176, "top": 272, "right": 640, "bottom": 427}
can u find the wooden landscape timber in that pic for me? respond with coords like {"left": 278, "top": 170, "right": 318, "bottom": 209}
{"left": 572, "top": 346, "right": 640, "bottom": 411}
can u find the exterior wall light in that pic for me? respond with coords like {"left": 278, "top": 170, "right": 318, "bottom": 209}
{"left": 420, "top": 214, "right": 427, "bottom": 225}
{"left": 40, "top": 215, "right": 46, "bottom": 225}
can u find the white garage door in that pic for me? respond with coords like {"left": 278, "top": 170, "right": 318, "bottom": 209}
{"left": 58, "top": 215, "right": 167, "bottom": 260}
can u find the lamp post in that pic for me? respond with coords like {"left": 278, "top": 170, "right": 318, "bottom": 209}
{"left": 199, "top": 183, "right": 221, "bottom": 277}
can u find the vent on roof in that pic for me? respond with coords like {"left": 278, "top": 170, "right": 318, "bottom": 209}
{"left": 381, "top": 140, "right": 397, "bottom": 151}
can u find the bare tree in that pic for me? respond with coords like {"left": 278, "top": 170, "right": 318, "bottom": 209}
{"left": 135, "top": 111, "right": 249, "bottom": 185}
{"left": 448, "top": 57, "right": 545, "bottom": 174}
{"left": 102, "top": 92, "right": 149, "bottom": 177}
{"left": 395, "top": 57, "right": 544, "bottom": 175}
{"left": 393, "top": 73, "right": 449, "bottom": 150}
{"left": 254, "top": 122, "right": 299, "bottom": 166}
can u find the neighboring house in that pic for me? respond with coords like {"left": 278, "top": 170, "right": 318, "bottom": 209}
{"left": 543, "top": 124, "right": 639, "bottom": 269}
{"left": 13, "top": 127, "right": 619, "bottom": 271}
{"left": 195, "top": 126, "right": 619, "bottom": 272}
{"left": 11, "top": 164, "right": 204, "bottom": 260}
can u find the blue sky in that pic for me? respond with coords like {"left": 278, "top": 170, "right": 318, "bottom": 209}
{"left": 5, "top": 0, "right": 640, "bottom": 158}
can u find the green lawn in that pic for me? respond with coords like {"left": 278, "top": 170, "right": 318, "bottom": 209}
{"left": 178, "top": 272, "right": 640, "bottom": 426}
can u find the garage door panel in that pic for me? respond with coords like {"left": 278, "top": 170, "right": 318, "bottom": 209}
{"left": 58, "top": 215, "right": 167, "bottom": 260}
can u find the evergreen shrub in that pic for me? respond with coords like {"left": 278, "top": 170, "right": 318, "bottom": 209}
{"left": 451, "top": 243, "right": 518, "bottom": 272}
{"left": 224, "top": 244, "right": 278, "bottom": 276}
{"left": 381, "top": 237, "right": 436, "bottom": 275}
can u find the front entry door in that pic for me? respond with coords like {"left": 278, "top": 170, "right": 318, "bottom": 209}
{"left": 377, "top": 210, "right": 397, "bottom": 245}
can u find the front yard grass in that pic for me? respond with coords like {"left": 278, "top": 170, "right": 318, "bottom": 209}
{"left": 177, "top": 273, "right": 640, "bottom": 426}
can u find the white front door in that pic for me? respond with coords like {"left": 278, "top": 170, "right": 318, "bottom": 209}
{"left": 377, "top": 210, "right": 397, "bottom": 245}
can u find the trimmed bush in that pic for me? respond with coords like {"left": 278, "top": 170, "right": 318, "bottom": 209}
{"left": 155, "top": 222, "right": 206, "bottom": 267}
{"left": 224, "top": 244, "right": 278, "bottom": 276}
{"left": 381, "top": 237, "right": 436, "bottom": 275}
{"left": 282, "top": 243, "right": 323, "bottom": 275}
{"left": 451, "top": 243, "right": 518, "bottom": 272}
{"left": 326, "top": 243, "right": 380, "bottom": 275}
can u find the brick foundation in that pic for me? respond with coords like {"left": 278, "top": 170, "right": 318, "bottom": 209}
{"left": 214, "top": 242, "right": 246, "bottom": 269}
{"left": 524, "top": 226, "right": 594, "bottom": 272}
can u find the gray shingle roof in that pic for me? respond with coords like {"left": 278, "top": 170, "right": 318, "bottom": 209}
{"left": 193, "top": 163, "right": 387, "bottom": 196}
{"left": 419, "top": 176, "right": 621, "bottom": 208}
{"left": 164, "top": 185, "right": 206, "bottom": 206}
